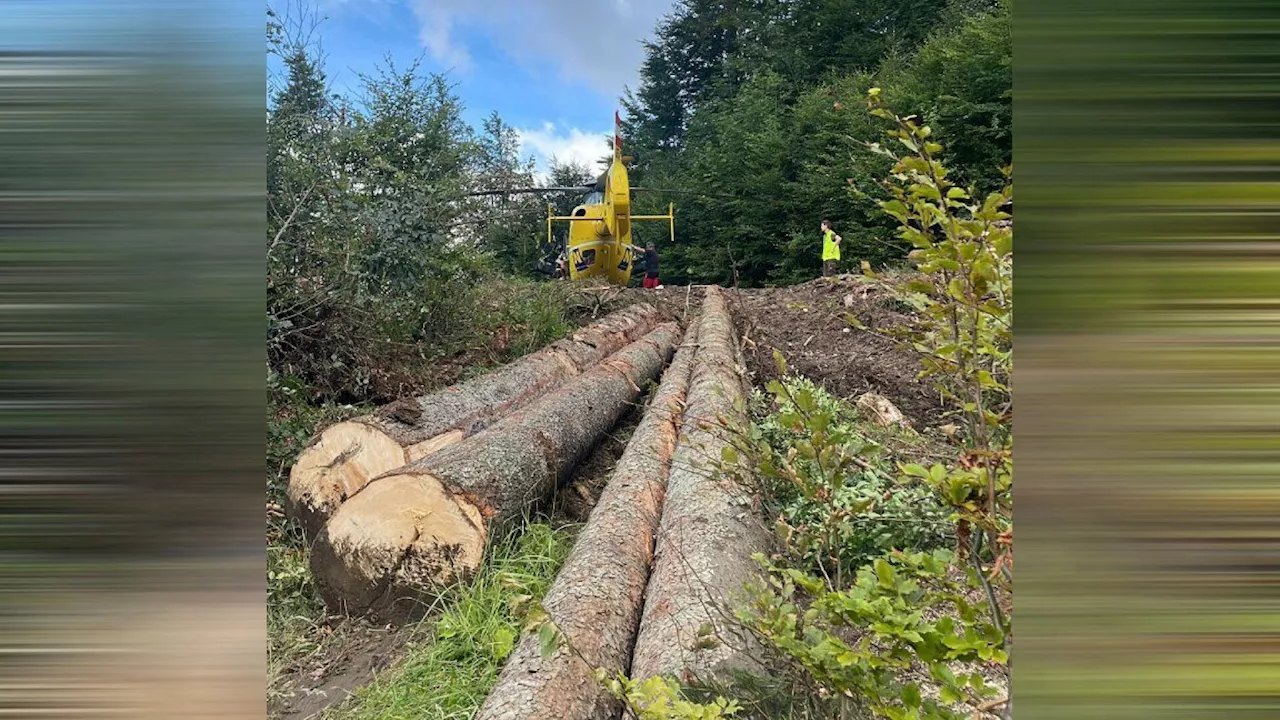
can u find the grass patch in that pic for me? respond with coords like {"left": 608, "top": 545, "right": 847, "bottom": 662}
{"left": 467, "top": 278, "right": 576, "bottom": 360}
{"left": 268, "top": 538, "right": 325, "bottom": 694}
{"left": 326, "top": 521, "right": 576, "bottom": 720}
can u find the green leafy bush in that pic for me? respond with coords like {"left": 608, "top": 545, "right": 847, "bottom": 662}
{"left": 737, "top": 549, "right": 1004, "bottom": 720}
{"left": 745, "top": 375, "right": 952, "bottom": 577}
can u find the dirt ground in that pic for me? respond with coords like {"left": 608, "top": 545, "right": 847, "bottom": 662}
{"left": 584, "top": 275, "right": 937, "bottom": 425}
{"left": 729, "top": 275, "right": 940, "bottom": 426}
{"left": 269, "top": 621, "right": 413, "bottom": 720}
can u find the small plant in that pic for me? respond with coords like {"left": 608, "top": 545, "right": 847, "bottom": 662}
{"left": 603, "top": 674, "right": 742, "bottom": 720}
{"left": 862, "top": 88, "right": 1012, "bottom": 572}
{"left": 736, "top": 369, "right": 952, "bottom": 583}
{"left": 737, "top": 549, "right": 1004, "bottom": 720}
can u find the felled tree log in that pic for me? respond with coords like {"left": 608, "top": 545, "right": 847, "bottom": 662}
{"left": 630, "top": 287, "right": 773, "bottom": 685}
{"left": 474, "top": 321, "right": 700, "bottom": 720}
{"left": 310, "top": 322, "right": 681, "bottom": 620}
{"left": 287, "top": 303, "right": 661, "bottom": 537}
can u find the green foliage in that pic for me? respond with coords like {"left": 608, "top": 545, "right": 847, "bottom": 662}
{"left": 330, "top": 523, "right": 574, "bottom": 720}
{"left": 877, "top": 0, "right": 1011, "bottom": 194}
{"left": 744, "top": 375, "right": 952, "bottom": 577}
{"left": 623, "top": 0, "right": 1012, "bottom": 286}
{"left": 737, "top": 549, "right": 1004, "bottom": 720}
{"left": 705, "top": 100, "right": 1012, "bottom": 720}
{"left": 266, "top": 25, "right": 576, "bottom": 402}
{"left": 466, "top": 113, "right": 545, "bottom": 276}
{"left": 604, "top": 674, "right": 742, "bottom": 720}
{"left": 862, "top": 91, "right": 1012, "bottom": 565}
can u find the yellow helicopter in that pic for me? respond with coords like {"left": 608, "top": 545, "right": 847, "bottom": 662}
{"left": 546, "top": 112, "right": 674, "bottom": 284}
{"left": 467, "top": 112, "right": 675, "bottom": 286}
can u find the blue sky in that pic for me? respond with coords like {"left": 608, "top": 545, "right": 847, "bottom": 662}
{"left": 295, "top": 0, "right": 677, "bottom": 176}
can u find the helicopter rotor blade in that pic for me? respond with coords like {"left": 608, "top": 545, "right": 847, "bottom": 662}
{"left": 464, "top": 186, "right": 594, "bottom": 197}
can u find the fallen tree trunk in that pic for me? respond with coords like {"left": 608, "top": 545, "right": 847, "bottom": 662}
{"left": 310, "top": 322, "right": 682, "bottom": 620}
{"left": 630, "top": 287, "right": 773, "bottom": 686}
{"left": 474, "top": 321, "right": 700, "bottom": 720}
{"left": 287, "top": 303, "right": 662, "bottom": 537}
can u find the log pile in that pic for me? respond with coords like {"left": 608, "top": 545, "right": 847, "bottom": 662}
{"left": 474, "top": 321, "right": 700, "bottom": 720}
{"left": 474, "top": 287, "right": 772, "bottom": 717}
{"left": 310, "top": 322, "right": 681, "bottom": 619}
{"left": 286, "top": 303, "right": 661, "bottom": 537}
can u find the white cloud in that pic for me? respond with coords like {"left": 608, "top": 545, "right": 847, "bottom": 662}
{"left": 515, "top": 123, "right": 611, "bottom": 180}
{"left": 408, "top": 0, "right": 475, "bottom": 73}
{"left": 407, "top": 0, "right": 675, "bottom": 95}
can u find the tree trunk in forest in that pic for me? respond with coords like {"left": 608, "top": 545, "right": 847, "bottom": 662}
{"left": 630, "top": 287, "right": 772, "bottom": 686}
{"left": 310, "top": 322, "right": 681, "bottom": 620}
{"left": 287, "top": 303, "right": 662, "bottom": 538}
{"left": 474, "top": 321, "right": 700, "bottom": 720}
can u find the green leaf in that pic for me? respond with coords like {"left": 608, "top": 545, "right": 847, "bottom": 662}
{"left": 492, "top": 627, "right": 515, "bottom": 660}
{"left": 537, "top": 622, "right": 560, "bottom": 659}
{"left": 772, "top": 349, "right": 788, "bottom": 377}
{"left": 875, "top": 559, "right": 896, "bottom": 589}
{"left": 902, "top": 682, "right": 922, "bottom": 709}
{"left": 900, "top": 463, "right": 929, "bottom": 478}
{"left": 936, "top": 616, "right": 956, "bottom": 636}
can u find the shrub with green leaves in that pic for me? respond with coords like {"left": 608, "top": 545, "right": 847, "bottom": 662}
{"left": 737, "top": 549, "right": 1004, "bottom": 720}
{"left": 738, "top": 373, "right": 952, "bottom": 580}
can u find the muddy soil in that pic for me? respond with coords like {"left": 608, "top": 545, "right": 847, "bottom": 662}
{"left": 269, "top": 621, "right": 414, "bottom": 720}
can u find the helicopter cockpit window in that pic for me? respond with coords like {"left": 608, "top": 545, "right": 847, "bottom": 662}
{"left": 584, "top": 191, "right": 603, "bottom": 205}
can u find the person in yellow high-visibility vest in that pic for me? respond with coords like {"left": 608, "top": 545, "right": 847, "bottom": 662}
{"left": 820, "top": 219, "right": 842, "bottom": 277}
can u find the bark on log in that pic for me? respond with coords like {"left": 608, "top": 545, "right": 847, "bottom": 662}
{"left": 287, "top": 303, "right": 661, "bottom": 538}
{"left": 310, "top": 322, "right": 681, "bottom": 620}
{"left": 475, "top": 321, "right": 700, "bottom": 720}
{"left": 630, "top": 287, "right": 773, "bottom": 686}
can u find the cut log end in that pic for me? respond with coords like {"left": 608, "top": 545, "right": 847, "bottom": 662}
{"left": 287, "top": 422, "right": 465, "bottom": 537}
{"left": 311, "top": 472, "right": 486, "bottom": 619}
{"left": 287, "top": 422, "right": 406, "bottom": 536}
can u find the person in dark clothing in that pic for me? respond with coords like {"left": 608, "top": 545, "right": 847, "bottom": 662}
{"left": 641, "top": 243, "right": 662, "bottom": 289}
